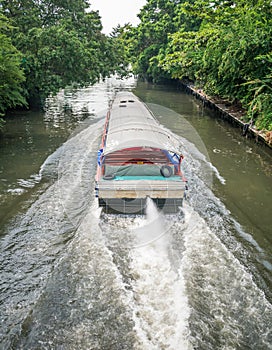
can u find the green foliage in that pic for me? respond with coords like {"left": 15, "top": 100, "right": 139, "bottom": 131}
{"left": 128, "top": 0, "right": 272, "bottom": 131}
{"left": 243, "top": 54, "right": 272, "bottom": 130}
{"left": 1, "top": 0, "right": 272, "bottom": 131}
{"left": 199, "top": 2, "right": 272, "bottom": 130}
{"left": 0, "top": 0, "right": 125, "bottom": 112}
{"left": 0, "top": 118, "right": 5, "bottom": 131}
{"left": 108, "top": 24, "right": 135, "bottom": 77}
{"left": 127, "top": 0, "right": 185, "bottom": 82}
{"left": 0, "top": 13, "right": 26, "bottom": 115}
{"left": 17, "top": 23, "right": 102, "bottom": 102}
{"left": 160, "top": 27, "right": 216, "bottom": 83}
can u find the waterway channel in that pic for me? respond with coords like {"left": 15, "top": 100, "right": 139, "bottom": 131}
{"left": 0, "top": 77, "right": 271, "bottom": 349}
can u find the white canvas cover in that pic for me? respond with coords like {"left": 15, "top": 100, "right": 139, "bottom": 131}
{"left": 103, "top": 92, "right": 180, "bottom": 155}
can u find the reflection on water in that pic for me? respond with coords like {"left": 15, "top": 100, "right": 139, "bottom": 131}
{"left": 135, "top": 83, "right": 272, "bottom": 259}
{"left": 0, "top": 76, "right": 136, "bottom": 223}
{"left": 0, "top": 78, "right": 271, "bottom": 349}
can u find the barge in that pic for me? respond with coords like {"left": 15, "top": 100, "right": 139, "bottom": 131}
{"left": 95, "top": 92, "right": 187, "bottom": 214}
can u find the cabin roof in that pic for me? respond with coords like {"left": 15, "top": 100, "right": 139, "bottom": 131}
{"left": 103, "top": 92, "right": 180, "bottom": 155}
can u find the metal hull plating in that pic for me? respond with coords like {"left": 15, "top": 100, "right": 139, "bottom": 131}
{"left": 98, "top": 198, "right": 183, "bottom": 214}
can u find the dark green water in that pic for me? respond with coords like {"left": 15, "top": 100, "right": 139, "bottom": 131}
{"left": 135, "top": 82, "right": 272, "bottom": 269}
{"left": 0, "top": 78, "right": 271, "bottom": 349}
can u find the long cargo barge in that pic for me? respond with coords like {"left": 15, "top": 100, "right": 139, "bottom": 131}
{"left": 95, "top": 92, "right": 187, "bottom": 214}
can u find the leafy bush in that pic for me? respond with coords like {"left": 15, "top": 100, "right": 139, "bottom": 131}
{"left": 0, "top": 14, "right": 26, "bottom": 115}
{"left": 128, "top": 0, "right": 272, "bottom": 131}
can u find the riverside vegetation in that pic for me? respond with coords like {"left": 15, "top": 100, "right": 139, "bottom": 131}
{"left": 0, "top": 0, "right": 127, "bottom": 121}
{"left": 1, "top": 0, "right": 272, "bottom": 134}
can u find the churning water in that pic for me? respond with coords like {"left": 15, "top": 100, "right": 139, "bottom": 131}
{"left": 0, "top": 78, "right": 271, "bottom": 349}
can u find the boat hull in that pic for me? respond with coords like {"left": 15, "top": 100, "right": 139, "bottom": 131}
{"left": 95, "top": 91, "right": 187, "bottom": 214}
{"left": 98, "top": 197, "right": 183, "bottom": 214}
{"left": 97, "top": 179, "right": 185, "bottom": 214}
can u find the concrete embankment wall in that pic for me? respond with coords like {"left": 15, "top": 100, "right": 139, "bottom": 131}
{"left": 179, "top": 82, "right": 271, "bottom": 149}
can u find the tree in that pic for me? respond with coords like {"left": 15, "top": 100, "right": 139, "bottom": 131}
{"left": 244, "top": 53, "right": 272, "bottom": 130}
{"left": 128, "top": 0, "right": 186, "bottom": 82}
{"left": 159, "top": 0, "right": 272, "bottom": 129}
{"left": 1, "top": 0, "right": 121, "bottom": 109}
{"left": 124, "top": 0, "right": 272, "bottom": 130}
{"left": 0, "top": 13, "right": 26, "bottom": 119}
{"left": 106, "top": 24, "right": 134, "bottom": 77}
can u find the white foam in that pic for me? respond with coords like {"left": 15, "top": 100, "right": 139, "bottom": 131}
{"left": 180, "top": 203, "right": 272, "bottom": 349}
{"left": 207, "top": 161, "right": 226, "bottom": 185}
{"left": 132, "top": 198, "right": 166, "bottom": 248}
{"left": 7, "top": 188, "right": 26, "bottom": 195}
{"left": 129, "top": 199, "right": 192, "bottom": 349}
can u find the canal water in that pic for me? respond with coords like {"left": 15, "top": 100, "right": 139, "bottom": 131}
{"left": 0, "top": 77, "right": 271, "bottom": 349}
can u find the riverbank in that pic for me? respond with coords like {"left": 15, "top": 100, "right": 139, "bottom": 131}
{"left": 180, "top": 82, "right": 272, "bottom": 149}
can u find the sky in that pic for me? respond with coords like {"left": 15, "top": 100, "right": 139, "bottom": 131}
{"left": 89, "top": 0, "right": 147, "bottom": 34}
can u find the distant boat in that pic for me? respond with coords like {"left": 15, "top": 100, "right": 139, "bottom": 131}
{"left": 95, "top": 92, "right": 187, "bottom": 214}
